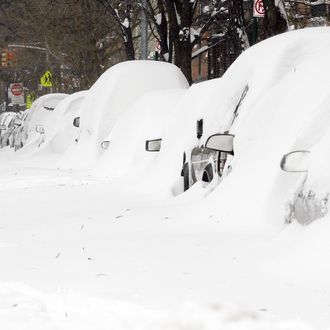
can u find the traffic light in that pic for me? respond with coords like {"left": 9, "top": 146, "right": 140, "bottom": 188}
{"left": 1, "top": 51, "right": 8, "bottom": 67}
{"left": 7, "top": 52, "right": 14, "bottom": 66}
{"left": 1, "top": 51, "right": 14, "bottom": 67}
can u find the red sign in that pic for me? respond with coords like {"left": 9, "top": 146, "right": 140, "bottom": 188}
{"left": 254, "top": 0, "right": 265, "bottom": 17}
{"left": 11, "top": 83, "right": 23, "bottom": 96}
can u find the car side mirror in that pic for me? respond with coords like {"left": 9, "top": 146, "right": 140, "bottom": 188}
{"left": 73, "top": 117, "right": 80, "bottom": 128}
{"left": 205, "top": 134, "right": 234, "bottom": 155}
{"left": 145, "top": 138, "right": 162, "bottom": 152}
{"left": 0, "top": 125, "right": 7, "bottom": 131}
{"left": 101, "top": 140, "right": 110, "bottom": 149}
{"left": 35, "top": 125, "right": 45, "bottom": 134}
{"left": 280, "top": 150, "right": 310, "bottom": 172}
{"left": 13, "top": 118, "right": 22, "bottom": 126}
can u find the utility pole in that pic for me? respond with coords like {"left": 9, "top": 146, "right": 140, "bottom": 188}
{"left": 140, "top": 0, "right": 148, "bottom": 60}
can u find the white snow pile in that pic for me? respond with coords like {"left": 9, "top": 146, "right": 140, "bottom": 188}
{"left": 61, "top": 60, "right": 189, "bottom": 169}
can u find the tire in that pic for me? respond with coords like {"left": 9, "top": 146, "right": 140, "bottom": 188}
{"left": 202, "top": 163, "right": 214, "bottom": 183}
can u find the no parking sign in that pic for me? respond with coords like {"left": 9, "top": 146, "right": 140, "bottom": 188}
{"left": 8, "top": 83, "right": 25, "bottom": 105}
{"left": 253, "top": 0, "right": 265, "bottom": 17}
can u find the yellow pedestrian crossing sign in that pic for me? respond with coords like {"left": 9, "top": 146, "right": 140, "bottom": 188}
{"left": 40, "top": 70, "right": 53, "bottom": 88}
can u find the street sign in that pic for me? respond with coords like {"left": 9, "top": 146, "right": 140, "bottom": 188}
{"left": 8, "top": 83, "right": 24, "bottom": 105}
{"left": 40, "top": 70, "right": 53, "bottom": 88}
{"left": 253, "top": 0, "right": 265, "bottom": 17}
{"left": 11, "top": 83, "right": 23, "bottom": 96}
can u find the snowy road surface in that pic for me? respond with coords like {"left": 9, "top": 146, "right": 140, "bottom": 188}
{"left": 0, "top": 150, "right": 328, "bottom": 329}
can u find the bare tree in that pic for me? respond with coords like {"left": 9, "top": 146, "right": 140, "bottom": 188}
{"left": 95, "top": 0, "right": 138, "bottom": 60}
{"left": 0, "top": 0, "right": 124, "bottom": 92}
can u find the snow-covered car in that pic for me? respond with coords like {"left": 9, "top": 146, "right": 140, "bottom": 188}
{"left": 34, "top": 91, "right": 87, "bottom": 157}
{"left": 137, "top": 26, "right": 330, "bottom": 231}
{"left": 62, "top": 60, "right": 189, "bottom": 169}
{"left": 0, "top": 112, "right": 17, "bottom": 146}
{"left": 135, "top": 75, "right": 248, "bottom": 195}
{"left": 12, "top": 111, "right": 29, "bottom": 151}
{"left": 0, "top": 111, "right": 15, "bottom": 129}
{"left": 183, "top": 133, "right": 235, "bottom": 190}
{"left": 280, "top": 102, "right": 330, "bottom": 226}
{"left": 96, "top": 89, "right": 187, "bottom": 178}
{"left": 0, "top": 116, "right": 23, "bottom": 148}
{"left": 280, "top": 150, "right": 317, "bottom": 225}
{"left": 18, "top": 93, "right": 68, "bottom": 150}
{"left": 181, "top": 85, "right": 248, "bottom": 191}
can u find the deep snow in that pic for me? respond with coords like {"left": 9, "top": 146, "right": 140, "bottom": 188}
{"left": 2, "top": 28, "right": 330, "bottom": 329}
{"left": 0, "top": 151, "right": 323, "bottom": 329}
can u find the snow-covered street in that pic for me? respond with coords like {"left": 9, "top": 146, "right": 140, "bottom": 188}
{"left": 1, "top": 13, "right": 330, "bottom": 328}
{"left": 0, "top": 149, "right": 329, "bottom": 329}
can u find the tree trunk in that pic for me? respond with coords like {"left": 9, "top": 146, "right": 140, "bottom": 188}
{"left": 123, "top": 27, "right": 135, "bottom": 60}
{"left": 263, "top": 0, "right": 287, "bottom": 37}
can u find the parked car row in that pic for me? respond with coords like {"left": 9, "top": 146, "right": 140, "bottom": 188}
{"left": 3, "top": 27, "right": 330, "bottom": 227}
